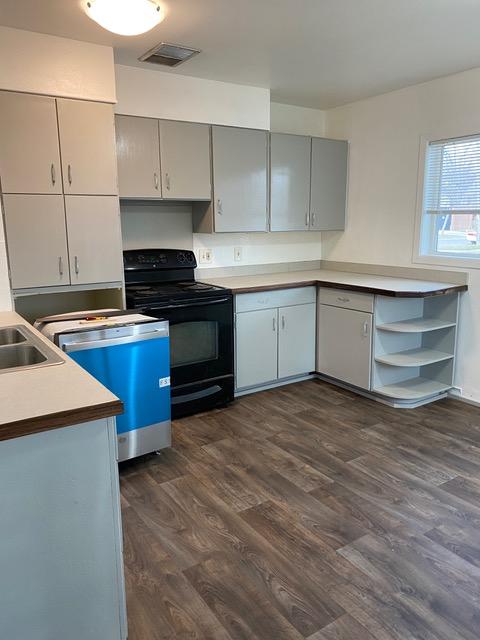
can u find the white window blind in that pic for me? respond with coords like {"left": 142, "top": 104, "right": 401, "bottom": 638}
{"left": 424, "top": 134, "right": 480, "bottom": 214}
{"left": 419, "top": 133, "right": 480, "bottom": 261}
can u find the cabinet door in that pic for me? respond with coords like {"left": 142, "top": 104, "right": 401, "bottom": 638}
{"left": 57, "top": 99, "right": 118, "bottom": 196}
{"left": 0, "top": 92, "right": 62, "bottom": 194}
{"left": 65, "top": 196, "right": 122, "bottom": 285}
{"left": 212, "top": 126, "right": 268, "bottom": 232}
{"left": 115, "top": 115, "right": 161, "bottom": 198}
{"left": 3, "top": 195, "right": 69, "bottom": 289}
{"left": 317, "top": 304, "right": 372, "bottom": 389}
{"left": 278, "top": 303, "right": 316, "bottom": 378}
{"left": 236, "top": 309, "right": 278, "bottom": 389}
{"left": 310, "top": 138, "right": 348, "bottom": 230}
{"left": 159, "top": 121, "right": 211, "bottom": 200}
{"left": 270, "top": 133, "right": 311, "bottom": 231}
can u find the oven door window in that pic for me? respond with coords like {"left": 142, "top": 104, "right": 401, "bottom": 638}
{"left": 170, "top": 321, "right": 218, "bottom": 367}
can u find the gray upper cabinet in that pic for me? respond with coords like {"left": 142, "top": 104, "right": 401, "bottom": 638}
{"left": 270, "top": 133, "right": 311, "bottom": 231}
{"left": 0, "top": 92, "right": 62, "bottom": 195}
{"left": 3, "top": 195, "right": 69, "bottom": 289}
{"left": 57, "top": 99, "right": 118, "bottom": 196}
{"left": 65, "top": 196, "right": 123, "bottom": 285}
{"left": 159, "top": 121, "right": 211, "bottom": 200}
{"left": 310, "top": 137, "right": 348, "bottom": 230}
{"left": 115, "top": 115, "right": 161, "bottom": 198}
{"left": 210, "top": 126, "right": 268, "bottom": 233}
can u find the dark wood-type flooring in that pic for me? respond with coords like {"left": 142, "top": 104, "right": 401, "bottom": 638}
{"left": 120, "top": 379, "right": 480, "bottom": 640}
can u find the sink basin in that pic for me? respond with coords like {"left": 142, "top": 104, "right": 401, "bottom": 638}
{"left": 0, "top": 344, "right": 47, "bottom": 369}
{"left": 0, "top": 327, "right": 27, "bottom": 346}
{"left": 0, "top": 324, "right": 64, "bottom": 373}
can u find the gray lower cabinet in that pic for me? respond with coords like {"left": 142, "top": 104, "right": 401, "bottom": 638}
{"left": 115, "top": 115, "right": 161, "bottom": 198}
{"left": 0, "top": 418, "right": 126, "bottom": 640}
{"left": 310, "top": 137, "right": 348, "bottom": 230}
{"left": 196, "top": 126, "right": 268, "bottom": 233}
{"left": 235, "top": 287, "right": 316, "bottom": 390}
{"left": 3, "top": 194, "right": 69, "bottom": 289}
{"left": 317, "top": 293, "right": 372, "bottom": 389}
{"left": 159, "top": 120, "right": 211, "bottom": 200}
{"left": 236, "top": 308, "right": 278, "bottom": 389}
{"left": 278, "top": 303, "right": 316, "bottom": 378}
{"left": 270, "top": 133, "right": 311, "bottom": 231}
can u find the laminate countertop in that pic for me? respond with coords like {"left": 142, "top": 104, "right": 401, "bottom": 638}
{"left": 202, "top": 269, "right": 468, "bottom": 298}
{"left": 0, "top": 311, "right": 122, "bottom": 442}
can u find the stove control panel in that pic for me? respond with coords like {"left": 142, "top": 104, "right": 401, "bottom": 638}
{"left": 123, "top": 249, "right": 197, "bottom": 270}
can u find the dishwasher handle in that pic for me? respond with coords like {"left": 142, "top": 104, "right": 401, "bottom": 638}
{"left": 64, "top": 329, "right": 168, "bottom": 352}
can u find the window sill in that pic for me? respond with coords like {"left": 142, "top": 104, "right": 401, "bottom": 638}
{"left": 413, "top": 253, "right": 480, "bottom": 270}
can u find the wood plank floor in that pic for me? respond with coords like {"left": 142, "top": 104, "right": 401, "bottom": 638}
{"left": 120, "top": 379, "right": 480, "bottom": 640}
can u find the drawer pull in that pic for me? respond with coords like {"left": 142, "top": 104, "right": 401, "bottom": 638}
{"left": 337, "top": 296, "right": 350, "bottom": 303}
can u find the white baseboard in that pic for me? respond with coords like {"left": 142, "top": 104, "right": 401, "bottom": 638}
{"left": 448, "top": 389, "right": 480, "bottom": 408}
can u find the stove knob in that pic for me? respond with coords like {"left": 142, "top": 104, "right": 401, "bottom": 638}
{"left": 177, "top": 252, "right": 186, "bottom": 263}
{"left": 186, "top": 252, "right": 195, "bottom": 263}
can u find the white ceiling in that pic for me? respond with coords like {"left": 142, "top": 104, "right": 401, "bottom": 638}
{"left": 1, "top": 0, "right": 480, "bottom": 109}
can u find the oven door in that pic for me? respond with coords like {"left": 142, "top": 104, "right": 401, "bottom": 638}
{"left": 148, "top": 295, "right": 234, "bottom": 388}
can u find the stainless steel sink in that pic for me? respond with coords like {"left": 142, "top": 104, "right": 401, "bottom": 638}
{"left": 0, "top": 324, "right": 64, "bottom": 373}
{"left": 0, "top": 327, "right": 28, "bottom": 346}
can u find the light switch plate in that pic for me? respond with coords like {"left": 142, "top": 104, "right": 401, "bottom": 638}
{"left": 199, "top": 248, "right": 213, "bottom": 264}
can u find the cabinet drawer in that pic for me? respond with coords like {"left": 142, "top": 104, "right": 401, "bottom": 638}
{"left": 319, "top": 287, "right": 373, "bottom": 313}
{"left": 236, "top": 286, "right": 316, "bottom": 313}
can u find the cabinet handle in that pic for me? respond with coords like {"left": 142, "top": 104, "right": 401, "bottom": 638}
{"left": 312, "top": 212, "right": 316, "bottom": 227}
{"left": 281, "top": 315, "right": 285, "bottom": 330}
{"left": 67, "top": 164, "right": 72, "bottom": 186}
{"left": 363, "top": 321, "right": 369, "bottom": 337}
{"left": 273, "top": 316, "right": 276, "bottom": 332}
{"left": 58, "top": 256, "right": 63, "bottom": 277}
{"left": 217, "top": 199, "right": 223, "bottom": 215}
{"left": 305, "top": 212, "right": 310, "bottom": 228}
{"left": 154, "top": 172, "right": 159, "bottom": 190}
{"left": 165, "top": 173, "right": 171, "bottom": 190}
{"left": 51, "top": 163, "right": 56, "bottom": 186}
{"left": 337, "top": 296, "right": 350, "bottom": 303}
{"left": 74, "top": 255, "right": 79, "bottom": 275}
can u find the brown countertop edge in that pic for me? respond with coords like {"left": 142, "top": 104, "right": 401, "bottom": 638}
{"left": 0, "top": 398, "right": 124, "bottom": 443}
{"left": 229, "top": 280, "right": 468, "bottom": 298}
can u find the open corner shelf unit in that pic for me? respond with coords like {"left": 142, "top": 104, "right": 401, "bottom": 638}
{"left": 372, "top": 294, "right": 459, "bottom": 406}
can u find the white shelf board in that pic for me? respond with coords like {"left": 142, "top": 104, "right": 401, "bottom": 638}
{"left": 374, "top": 378, "right": 451, "bottom": 400}
{"left": 375, "top": 348, "right": 454, "bottom": 367}
{"left": 376, "top": 318, "right": 456, "bottom": 333}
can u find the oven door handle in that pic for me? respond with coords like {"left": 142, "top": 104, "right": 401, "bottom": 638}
{"left": 150, "top": 297, "right": 231, "bottom": 311}
{"left": 171, "top": 385, "right": 222, "bottom": 404}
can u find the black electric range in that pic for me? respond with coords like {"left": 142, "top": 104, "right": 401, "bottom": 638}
{"left": 124, "top": 249, "right": 234, "bottom": 418}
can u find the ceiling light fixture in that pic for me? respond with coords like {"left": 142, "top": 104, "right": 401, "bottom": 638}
{"left": 85, "top": 0, "right": 164, "bottom": 36}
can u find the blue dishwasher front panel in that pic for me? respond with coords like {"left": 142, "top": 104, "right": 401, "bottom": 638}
{"left": 70, "top": 335, "right": 171, "bottom": 434}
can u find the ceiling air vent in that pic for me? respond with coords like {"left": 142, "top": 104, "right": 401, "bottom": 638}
{"left": 139, "top": 42, "right": 201, "bottom": 67}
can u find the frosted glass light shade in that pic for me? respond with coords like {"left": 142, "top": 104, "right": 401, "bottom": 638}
{"left": 85, "top": 0, "right": 164, "bottom": 36}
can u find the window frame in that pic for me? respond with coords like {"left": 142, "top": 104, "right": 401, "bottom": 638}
{"left": 414, "top": 132, "right": 480, "bottom": 270}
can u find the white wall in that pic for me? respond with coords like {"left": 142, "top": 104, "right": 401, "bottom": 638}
{"left": 270, "top": 102, "right": 325, "bottom": 136}
{"left": 324, "top": 66, "right": 480, "bottom": 403}
{"left": 115, "top": 65, "right": 270, "bottom": 129}
{"left": 0, "top": 27, "right": 115, "bottom": 102}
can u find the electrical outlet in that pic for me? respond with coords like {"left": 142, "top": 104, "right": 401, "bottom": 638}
{"left": 199, "top": 248, "right": 213, "bottom": 264}
{"left": 234, "top": 247, "right": 243, "bottom": 262}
